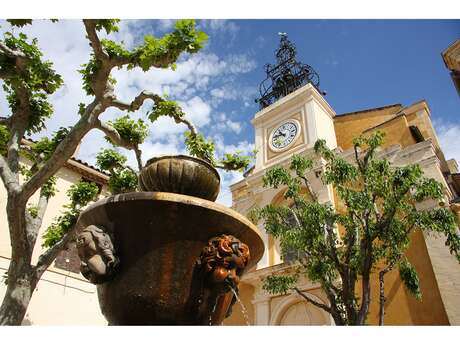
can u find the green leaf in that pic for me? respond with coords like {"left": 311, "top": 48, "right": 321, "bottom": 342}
{"left": 108, "top": 167, "right": 138, "bottom": 194}
{"left": 184, "top": 131, "right": 215, "bottom": 165}
{"left": 42, "top": 208, "right": 79, "bottom": 248}
{"left": 31, "top": 127, "right": 70, "bottom": 160}
{"left": 7, "top": 19, "right": 32, "bottom": 27}
{"left": 96, "top": 149, "right": 127, "bottom": 172}
{"left": 399, "top": 260, "right": 422, "bottom": 300}
{"left": 131, "top": 19, "right": 207, "bottom": 72}
{"left": 0, "top": 125, "right": 10, "bottom": 156}
{"left": 106, "top": 115, "right": 148, "bottom": 147}
{"left": 0, "top": 31, "right": 63, "bottom": 133}
{"left": 218, "top": 152, "right": 252, "bottom": 172}
{"left": 263, "top": 274, "right": 298, "bottom": 295}
{"left": 67, "top": 181, "right": 99, "bottom": 208}
{"left": 94, "top": 19, "right": 120, "bottom": 34}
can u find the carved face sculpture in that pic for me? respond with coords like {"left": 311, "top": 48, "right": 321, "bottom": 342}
{"left": 198, "top": 234, "right": 250, "bottom": 288}
{"left": 76, "top": 225, "right": 118, "bottom": 284}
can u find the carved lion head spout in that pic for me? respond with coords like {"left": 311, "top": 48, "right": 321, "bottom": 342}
{"left": 192, "top": 234, "right": 250, "bottom": 323}
{"left": 76, "top": 225, "right": 119, "bottom": 284}
{"left": 198, "top": 234, "right": 250, "bottom": 290}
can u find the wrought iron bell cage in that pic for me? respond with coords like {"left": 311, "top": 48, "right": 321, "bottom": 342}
{"left": 256, "top": 33, "right": 322, "bottom": 109}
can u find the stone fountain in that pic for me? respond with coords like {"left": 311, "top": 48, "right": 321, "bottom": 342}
{"left": 75, "top": 155, "right": 264, "bottom": 325}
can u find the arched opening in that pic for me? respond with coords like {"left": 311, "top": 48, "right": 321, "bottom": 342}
{"left": 270, "top": 292, "right": 331, "bottom": 325}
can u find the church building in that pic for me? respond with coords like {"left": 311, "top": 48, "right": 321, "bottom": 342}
{"left": 225, "top": 35, "right": 460, "bottom": 325}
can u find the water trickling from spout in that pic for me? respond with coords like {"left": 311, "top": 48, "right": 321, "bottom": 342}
{"left": 230, "top": 287, "right": 250, "bottom": 326}
{"left": 208, "top": 295, "right": 219, "bottom": 325}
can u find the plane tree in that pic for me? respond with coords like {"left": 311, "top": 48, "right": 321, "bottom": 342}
{"left": 0, "top": 19, "right": 250, "bottom": 325}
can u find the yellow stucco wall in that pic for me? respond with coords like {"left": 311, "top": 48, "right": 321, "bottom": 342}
{"left": 223, "top": 283, "right": 255, "bottom": 325}
{"left": 334, "top": 105, "right": 403, "bottom": 150}
{"left": 0, "top": 161, "right": 108, "bottom": 325}
{"left": 333, "top": 105, "right": 451, "bottom": 325}
{"left": 364, "top": 230, "right": 449, "bottom": 325}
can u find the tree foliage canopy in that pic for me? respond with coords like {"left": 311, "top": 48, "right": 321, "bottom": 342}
{"left": 251, "top": 132, "right": 459, "bottom": 325}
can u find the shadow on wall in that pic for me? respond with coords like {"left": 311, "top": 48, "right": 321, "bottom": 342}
{"left": 21, "top": 314, "right": 33, "bottom": 325}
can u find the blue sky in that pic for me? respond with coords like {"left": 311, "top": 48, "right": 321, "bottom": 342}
{"left": 0, "top": 19, "right": 459, "bottom": 205}
{"left": 191, "top": 20, "right": 460, "bottom": 161}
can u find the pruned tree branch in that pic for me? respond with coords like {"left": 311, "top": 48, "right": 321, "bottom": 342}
{"left": 109, "top": 90, "right": 203, "bottom": 172}
{"left": 354, "top": 144, "right": 363, "bottom": 173}
{"left": 357, "top": 239, "right": 372, "bottom": 324}
{"left": 33, "top": 225, "right": 78, "bottom": 282}
{"left": 0, "top": 155, "right": 17, "bottom": 192}
{"left": 22, "top": 100, "right": 103, "bottom": 201}
{"left": 25, "top": 190, "right": 50, "bottom": 249}
{"left": 0, "top": 70, "right": 13, "bottom": 79}
{"left": 95, "top": 119, "right": 134, "bottom": 149}
{"left": 0, "top": 41, "right": 27, "bottom": 60}
{"left": 378, "top": 262, "right": 396, "bottom": 326}
{"left": 299, "top": 174, "right": 318, "bottom": 201}
{"left": 82, "top": 20, "right": 108, "bottom": 61}
{"left": 110, "top": 91, "right": 198, "bottom": 137}
{"left": 110, "top": 91, "right": 163, "bottom": 112}
{"left": 293, "top": 287, "right": 331, "bottom": 313}
{"left": 7, "top": 85, "right": 30, "bottom": 178}
{"left": 95, "top": 119, "right": 144, "bottom": 171}
{"left": 134, "top": 145, "right": 143, "bottom": 172}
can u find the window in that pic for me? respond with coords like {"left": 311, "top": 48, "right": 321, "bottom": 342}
{"left": 281, "top": 209, "right": 302, "bottom": 263}
{"left": 54, "top": 241, "right": 81, "bottom": 273}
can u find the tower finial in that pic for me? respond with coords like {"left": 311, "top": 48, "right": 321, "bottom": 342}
{"left": 255, "top": 33, "right": 322, "bottom": 109}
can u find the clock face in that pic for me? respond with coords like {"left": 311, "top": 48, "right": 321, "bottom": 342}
{"left": 270, "top": 121, "right": 299, "bottom": 150}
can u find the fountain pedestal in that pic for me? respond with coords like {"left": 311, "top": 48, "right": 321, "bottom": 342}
{"left": 76, "top": 192, "right": 264, "bottom": 325}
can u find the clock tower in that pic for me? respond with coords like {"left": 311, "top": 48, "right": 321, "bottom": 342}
{"left": 231, "top": 34, "right": 338, "bottom": 273}
{"left": 229, "top": 34, "right": 338, "bottom": 325}
{"left": 252, "top": 34, "right": 337, "bottom": 174}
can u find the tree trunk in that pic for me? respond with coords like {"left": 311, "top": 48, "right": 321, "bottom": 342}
{"left": 378, "top": 264, "right": 394, "bottom": 326}
{"left": 378, "top": 270, "right": 385, "bottom": 325}
{"left": 0, "top": 262, "right": 36, "bottom": 325}
{"left": 356, "top": 274, "right": 371, "bottom": 325}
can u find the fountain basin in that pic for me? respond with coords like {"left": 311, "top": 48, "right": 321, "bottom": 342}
{"left": 76, "top": 192, "right": 264, "bottom": 325}
{"left": 139, "top": 155, "right": 220, "bottom": 201}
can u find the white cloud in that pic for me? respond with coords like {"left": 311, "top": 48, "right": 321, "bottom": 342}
{"left": 180, "top": 96, "right": 212, "bottom": 128}
{"left": 156, "top": 19, "right": 176, "bottom": 32}
{"left": 201, "top": 20, "right": 239, "bottom": 34}
{"left": 226, "top": 54, "right": 257, "bottom": 74}
{"left": 434, "top": 121, "right": 460, "bottom": 163}
{"left": 111, "top": 52, "right": 256, "bottom": 100}
{"left": 210, "top": 86, "right": 238, "bottom": 104}
{"left": 226, "top": 120, "right": 242, "bottom": 134}
{"left": 199, "top": 20, "right": 240, "bottom": 44}
{"left": 0, "top": 19, "right": 257, "bottom": 196}
{"left": 214, "top": 112, "right": 243, "bottom": 134}
{"left": 216, "top": 170, "right": 244, "bottom": 207}
{"left": 137, "top": 134, "right": 185, "bottom": 165}
{"left": 210, "top": 84, "right": 257, "bottom": 106}
{"left": 214, "top": 137, "right": 255, "bottom": 157}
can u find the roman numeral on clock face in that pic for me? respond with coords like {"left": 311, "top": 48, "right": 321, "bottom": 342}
{"left": 271, "top": 121, "right": 298, "bottom": 150}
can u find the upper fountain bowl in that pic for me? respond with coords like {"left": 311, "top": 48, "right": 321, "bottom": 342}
{"left": 139, "top": 155, "right": 220, "bottom": 201}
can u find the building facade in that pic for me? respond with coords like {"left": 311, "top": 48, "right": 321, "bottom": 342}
{"left": 0, "top": 143, "right": 109, "bottom": 325}
{"left": 442, "top": 38, "right": 460, "bottom": 96}
{"left": 224, "top": 37, "right": 460, "bottom": 326}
